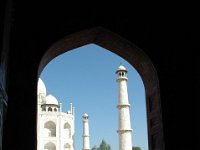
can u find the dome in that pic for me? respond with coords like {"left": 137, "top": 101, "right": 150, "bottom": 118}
{"left": 83, "top": 113, "right": 88, "bottom": 117}
{"left": 45, "top": 94, "right": 59, "bottom": 105}
{"left": 37, "top": 78, "right": 46, "bottom": 96}
{"left": 118, "top": 65, "right": 126, "bottom": 70}
{"left": 116, "top": 65, "right": 128, "bottom": 73}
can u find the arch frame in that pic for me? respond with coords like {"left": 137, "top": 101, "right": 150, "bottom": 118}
{"left": 38, "top": 27, "right": 165, "bottom": 150}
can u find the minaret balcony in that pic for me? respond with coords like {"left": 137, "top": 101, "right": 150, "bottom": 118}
{"left": 117, "top": 128, "right": 133, "bottom": 134}
{"left": 116, "top": 77, "right": 128, "bottom": 81}
{"left": 117, "top": 104, "right": 130, "bottom": 108}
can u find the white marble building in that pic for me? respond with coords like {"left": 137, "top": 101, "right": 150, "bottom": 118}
{"left": 37, "top": 78, "right": 75, "bottom": 150}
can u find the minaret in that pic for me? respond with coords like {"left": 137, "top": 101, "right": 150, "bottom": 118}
{"left": 82, "top": 113, "right": 90, "bottom": 150}
{"left": 116, "top": 65, "right": 132, "bottom": 150}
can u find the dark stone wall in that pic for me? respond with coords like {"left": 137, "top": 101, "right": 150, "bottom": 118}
{"left": 0, "top": 1, "right": 198, "bottom": 150}
{"left": 0, "top": 0, "right": 12, "bottom": 150}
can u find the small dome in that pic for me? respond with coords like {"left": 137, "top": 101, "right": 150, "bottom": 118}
{"left": 37, "top": 78, "right": 46, "bottom": 96}
{"left": 116, "top": 65, "right": 128, "bottom": 73}
{"left": 83, "top": 113, "right": 88, "bottom": 117}
{"left": 45, "top": 94, "right": 59, "bottom": 105}
{"left": 118, "top": 65, "right": 126, "bottom": 70}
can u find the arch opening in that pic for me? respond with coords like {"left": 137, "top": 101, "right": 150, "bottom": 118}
{"left": 64, "top": 143, "right": 71, "bottom": 150}
{"left": 44, "top": 121, "right": 56, "bottom": 137}
{"left": 37, "top": 27, "right": 164, "bottom": 150}
{"left": 44, "top": 142, "right": 56, "bottom": 150}
{"left": 64, "top": 122, "right": 71, "bottom": 138}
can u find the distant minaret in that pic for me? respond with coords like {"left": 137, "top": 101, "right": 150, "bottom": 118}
{"left": 82, "top": 113, "right": 90, "bottom": 150}
{"left": 116, "top": 65, "right": 132, "bottom": 150}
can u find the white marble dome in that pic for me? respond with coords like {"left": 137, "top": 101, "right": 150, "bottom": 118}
{"left": 118, "top": 65, "right": 127, "bottom": 70}
{"left": 45, "top": 94, "right": 59, "bottom": 105}
{"left": 116, "top": 65, "right": 128, "bottom": 73}
{"left": 37, "top": 78, "right": 46, "bottom": 96}
{"left": 83, "top": 113, "right": 88, "bottom": 117}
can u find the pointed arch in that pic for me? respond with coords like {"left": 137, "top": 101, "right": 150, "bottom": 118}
{"left": 44, "top": 121, "right": 56, "bottom": 137}
{"left": 48, "top": 107, "right": 52, "bottom": 112}
{"left": 38, "top": 27, "right": 164, "bottom": 150}
{"left": 64, "top": 143, "right": 71, "bottom": 150}
{"left": 64, "top": 122, "right": 71, "bottom": 138}
{"left": 44, "top": 142, "right": 56, "bottom": 150}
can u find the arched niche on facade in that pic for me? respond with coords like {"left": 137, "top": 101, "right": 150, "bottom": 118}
{"left": 64, "top": 143, "right": 71, "bottom": 150}
{"left": 38, "top": 27, "right": 165, "bottom": 150}
{"left": 44, "top": 142, "right": 56, "bottom": 150}
{"left": 48, "top": 107, "right": 52, "bottom": 112}
{"left": 44, "top": 121, "right": 56, "bottom": 137}
{"left": 64, "top": 122, "right": 71, "bottom": 138}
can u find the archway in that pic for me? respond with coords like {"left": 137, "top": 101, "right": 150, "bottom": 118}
{"left": 64, "top": 122, "right": 71, "bottom": 138}
{"left": 44, "top": 142, "right": 56, "bottom": 150}
{"left": 64, "top": 143, "right": 71, "bottom": 150}
{"left": 44, "top": 121, "right": 56, "bottom": 137}
{"left": 38, "top": 27, "right": 164, "bottom": 150}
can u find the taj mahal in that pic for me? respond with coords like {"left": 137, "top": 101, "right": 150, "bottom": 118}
{"left": 37, "top": 65, "right": 132, "bottom": 150}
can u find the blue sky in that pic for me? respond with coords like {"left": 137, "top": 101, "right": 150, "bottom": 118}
{"left": 39, "top": 44, "right": 148, "bottom": 150}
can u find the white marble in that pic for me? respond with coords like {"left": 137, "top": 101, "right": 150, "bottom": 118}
{"left": 82, "top": 113, "right": 90, "bottom": 150}
{"left": 116, "top": 65, "right": 132, "bottom": 150}
{"left": 37, "top": 78, "right": 74, "bottom": 150}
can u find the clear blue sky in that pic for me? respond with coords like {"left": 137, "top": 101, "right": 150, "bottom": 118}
{"left": 39, "top": 44, "right": 148, "bottom": 150}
